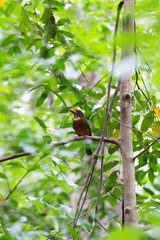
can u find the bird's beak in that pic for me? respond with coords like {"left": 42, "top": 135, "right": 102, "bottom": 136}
{"left": 68, "top": 109, "right": 76, "bottom": 114}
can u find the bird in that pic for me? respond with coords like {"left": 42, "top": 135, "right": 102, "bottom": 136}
{"left": 68, "top": 109, "right": 92, "bottom": 155}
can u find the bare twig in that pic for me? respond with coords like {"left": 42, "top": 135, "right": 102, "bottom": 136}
{"left": 133, "top": 136, "right": 160, "bottom": 161}
{"left": 0, "top": 136, "right": 119, "bottom": 164}
{"left": 46, "top": 207, "right": 96, "bottom": 239}
{"left": 67, "top": 154, "right": 98, "bottom": 240}
{"left": 102, "top": 183, "right": 122, "bottom": 202}
{"left": 78, "top": 170, "right": 93, "bottom": 216}
{"left": 136, "top": 47, "right": 157, "bottom": 82}
{"left": 0, "top": 152, "right": 32, "bottom": 163}
{"left": 96, "top": 219, "right": 110, "bottom": 233}
{"left": 51, "top": 136, "right": 119, "bottom": 147}
{"left": 135, "top": 68, "right": 151, "bottom": 105}
{"left": 110, "top": 114, "right": 160, "bottom": 141}
{"left": 96, "top": 1, "right": 124, "bottom": 153}
{"left": 106, "top": 0, "right": 124, "bottom": 118}
{"left": 88, "top": 147, "right": 105, "bottom": 239}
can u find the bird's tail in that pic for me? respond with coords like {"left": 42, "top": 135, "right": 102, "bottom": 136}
{"left": 85, "top": 147, "right": 92, "bottom": 155}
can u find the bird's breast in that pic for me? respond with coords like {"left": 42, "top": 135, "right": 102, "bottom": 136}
{"left": 73, "top": 118, "right": 90, "bottom": 136}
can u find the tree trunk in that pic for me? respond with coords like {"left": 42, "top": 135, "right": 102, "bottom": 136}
{"left": 119, "top": 0, "right": 137, "bottom": 225}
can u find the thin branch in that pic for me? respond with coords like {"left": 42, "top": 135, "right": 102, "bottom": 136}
{"left": 106, "top": 0, "right": 124, "bottom": 118}
{"left": 0, "top": 136, "right": 119, "bottom": 163}
{"left": 67, "top": 2, "right": 124, "bottom": 238}
{"left": 5, "top": 154, "right": 46, "bottom": 200}
{"left": 96, "top": 219, "right": 110, "bottom": 233}
{"left": 88, "top": 146, "right": 105, "bottom": 239}
{"left": 110, "top": 114, "right": 160, "bottom": 141}
{"left": 136, "top": 47, "right": 158, "bottom": 82}
{"left": 0, "top": 152, "right": 32, "bottom": 163}
{"left": 133, "top": 136, "right": 160, "bottom": 161}
{"left": 135, "top": 68, "right": 151, "bottom": 105}
{"left": 67, "top": 154, "right": 98, "bottom": 240}
{"left": 46, "top": 207, "right": 96, "bottom": 239}
{"left": 96, "top": 1, "right": 123, "bottom": 153}
{"left": 102, "top": 183, "right": 122, "bottom": 202}
{"left": 78, "top": 170, "right": 93, "bottom": 217}
{"left": 52, "top": 136, "right": 119, "bottom": 147}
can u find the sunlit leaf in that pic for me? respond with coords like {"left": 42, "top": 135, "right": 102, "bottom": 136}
{"left": 141, "top": 111, "right": 154, "bottom": 132}
{"left": 0, "top": 0, "right": 6, "bottom": 7}
{"left": 153, "top": 106, "right": 160, "bottom": 117}
{"left": 34, "top": 116, "right": 47, "bottom": 130}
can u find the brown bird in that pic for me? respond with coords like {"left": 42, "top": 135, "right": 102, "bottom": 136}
{"left": 68, "top": 109, "right": 92, "bottom": 155}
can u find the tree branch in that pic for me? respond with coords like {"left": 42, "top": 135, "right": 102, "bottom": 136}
{"left": 110, "top": 114, "right": 159, "bottom": 141}
{"left": 46, "top": 206, "right": 96, "bottom": 239}
{"left": 132, "top": 136, "right": 160, "bottom": 161}
{"left": 0, "top": 136, "right": 119, "bottom": 163}
{"left": 102, "top": 183, "right": 122, "bottom": 202}
{"left": 5, "top": 154, "right": 46, "bottom": 200}
{"left": 88, "top": 147, "right": 105, "bottom": 239}
{"left": 96, "top": 219, "right": 110, "bottom": 233}
{"left": 67, "top": 154, "right": 98, "bottom": 240}
{"left": 0, "top": 152, "right": 32, "bottom": 163}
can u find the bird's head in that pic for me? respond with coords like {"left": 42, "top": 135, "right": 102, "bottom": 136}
{"left": 68, "top": 109, "right": 84, "bottom": 119}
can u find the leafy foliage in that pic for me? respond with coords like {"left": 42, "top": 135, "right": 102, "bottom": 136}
{"left": 0, "top": 0, "right": 160, "bottom": 239}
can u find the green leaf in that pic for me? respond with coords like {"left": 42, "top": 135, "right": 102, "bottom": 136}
{"left": 61, "top": 30, "right": 75, "bottom": 39}
{"left": 141, "top": 111, "right": 155, "bottom": 132}
{"left": 32, "top": 200, "right": 44, "bottom": 213}
{"left": 21, "top": 0, "right": 29, "bottom": 7}
{"left": 104, "top": 161, "right": 119, "bottom": 172}
{"left": 108, "top": 195, "right": 117, "bottom": 208}
{"left": 132, "top": 115, "right": 140, "bottom": 125}
{"left": 43, "top": 135, "right": 52, "bottom": 144}
{"left": 44, "top": 201, "right": 61, "bottom": 215}
{"left": 112, "top": 188, "right": 122, "bottom": 199}
{"left": 41, "top": 8, "right": 52, "bottom": 23}
{"left": 148, "top": 169, "right": 154, "bottom": 183}
{"left": 36, "top": 90, "right": 49, "bottom": 108}
{"left": 42, "top": 15, "right": 56, "bottom": 44}
{"left": 31, "top": 0, "right": 39, "bottom": 8}
{"left": 60, "top": 204, "right": 71, "bottom": 215}
{"left": 1, "top": 36, "right": 16, "bottom": 47}
{"left": 6, "top": 1, "right": 19, "bottom": 15}
{"left": 135, "top": 170, "right": 147, "bottom": 184}
{"left": 0, "top": 172, "right": 7, "bottom": 179}
{"left": 57, "top": 18, "right": 71, "bottom": 26}
{"left": 134, "top": 90, "right": 144, "bottom": 110}
{"left": 34, "top": 116, "right": 47, "bottom": 130}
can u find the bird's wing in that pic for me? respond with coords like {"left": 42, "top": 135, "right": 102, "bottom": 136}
{"left": 84, "top": 119, "right": 92, "bottom": 136}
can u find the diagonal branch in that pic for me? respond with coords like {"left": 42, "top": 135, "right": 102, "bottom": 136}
{"left": 132, "top": 136, "right": 160, "bottom": 161}
{"left": 46, "top": 207, "right": 96, "bottom": 239}
{"left": 67, "top": 154, "right": 98, "bottom": 240}
{"left": 110, "top": 114, "right": 160, "bottom": 141}
{"left": 5, "top": 154, "right": 46, "bottom": 200}
{"left": 102, "top": 183, "right": 122, "bottom": 202}
{"left": 88, "top": 146, "right": 105, "bottom": 238}
{"left": 0, "top": 136, "right": 119, "bottom": 163}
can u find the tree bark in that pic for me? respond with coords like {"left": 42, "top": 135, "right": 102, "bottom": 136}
{"left": 119, "top": 0, "right": 137, "bottom": 225}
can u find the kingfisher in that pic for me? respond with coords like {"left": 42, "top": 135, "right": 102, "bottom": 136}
{"left": 68, "top": 109, "right": 92, "bottom": 155}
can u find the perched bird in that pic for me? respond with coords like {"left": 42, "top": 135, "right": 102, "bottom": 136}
{"left": 68, "top": 109, "right": 92, "bottom": 155}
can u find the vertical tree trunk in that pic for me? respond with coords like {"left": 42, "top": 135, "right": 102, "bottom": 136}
{"left": 119, "top": 0, "right": 137, "bottom": 225}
